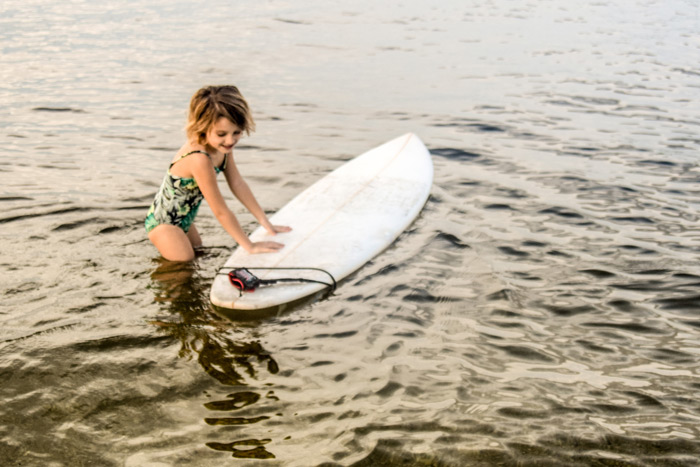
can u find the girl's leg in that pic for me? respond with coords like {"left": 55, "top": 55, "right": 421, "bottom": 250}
{"left": 187, "top": 223, "right": 203, "bottom": 249}
{"left": 148, "top": 224, "right": 195, "bottom": 262}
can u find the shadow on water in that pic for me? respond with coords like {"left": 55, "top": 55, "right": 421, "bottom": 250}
{"left": 212, "top": 288, "right": 335, "bottom": 322}
{"left": 148, "top": 258, "right": 279, "bottom": 460}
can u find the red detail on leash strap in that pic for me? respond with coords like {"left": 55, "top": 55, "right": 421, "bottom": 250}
{"left": 228, "top": 270, "right": 257, "bottom": 292}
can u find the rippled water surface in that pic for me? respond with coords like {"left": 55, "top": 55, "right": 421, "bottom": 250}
{"left": 2, "top": 0, "right": 700, "bottom": 465}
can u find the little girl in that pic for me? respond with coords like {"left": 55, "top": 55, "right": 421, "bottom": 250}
{"left": 145, "top": 85, "right": 290, "bottom": 261}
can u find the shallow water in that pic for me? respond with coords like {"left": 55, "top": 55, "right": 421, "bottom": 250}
{"left": 1, "top": 0, "right": 700, "bottom": 465}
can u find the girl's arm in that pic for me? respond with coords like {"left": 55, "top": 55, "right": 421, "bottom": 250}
{"left": 223, "top": 155, "right": 291, "bottom": 235}
{"left": 190, "top": 154, "right": 283, "bottom": 254}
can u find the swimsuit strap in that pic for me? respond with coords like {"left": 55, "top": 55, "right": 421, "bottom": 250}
{"left": 170, "top": 150, "right": 227, "bottom": 171}
{"left": 169, "top": 150, "right": 211, "bottom": 169}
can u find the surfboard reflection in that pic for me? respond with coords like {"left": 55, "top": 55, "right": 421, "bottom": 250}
{"left": 148, "top": 259, "right": 278, "bottom": 459}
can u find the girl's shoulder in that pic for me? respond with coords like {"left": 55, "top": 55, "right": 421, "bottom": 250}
{"left": 169, "top": 144, "right": 213, "bottom": 177}
{"left": 175, "top": 143, "right": 214, "bottom": 163}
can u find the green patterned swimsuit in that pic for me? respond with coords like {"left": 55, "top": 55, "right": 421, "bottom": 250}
{"left": 145, "top": 150, "right": 227, "bottom": 234}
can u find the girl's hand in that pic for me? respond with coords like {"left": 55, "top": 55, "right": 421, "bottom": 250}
{"left": 248, "top": 241, "right": 285, "bottom": 254}
{"left": 265, "top": 225, "right": 292, "bottom": 235}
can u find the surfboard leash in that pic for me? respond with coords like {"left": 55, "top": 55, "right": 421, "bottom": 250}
{"left": 217, "top": 267, "right": 337, "bottom": 294}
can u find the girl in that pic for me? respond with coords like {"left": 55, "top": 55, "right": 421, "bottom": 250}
{"left": 145, "top": 85, "right": 290, "bottom": 262}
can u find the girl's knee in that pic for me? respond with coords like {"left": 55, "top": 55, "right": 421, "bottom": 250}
{"left": 149, "top": 225, "right": 196, "bottom": 262}
{"left": 161, "top": 241, "right": 195, "bottom": 262}
{"left": 165, "top": 249, "right": 195, "bottom": 262}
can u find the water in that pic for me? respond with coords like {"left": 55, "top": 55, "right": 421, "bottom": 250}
{"left": 1, "top": 0, "right": 699, "bottom": 465}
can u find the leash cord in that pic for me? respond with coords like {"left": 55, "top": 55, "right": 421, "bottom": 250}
{"left": 217, "top": 267, "right": 337, "bottom": 292}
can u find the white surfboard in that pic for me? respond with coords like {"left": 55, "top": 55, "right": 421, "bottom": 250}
{"left": 210, "top": 133, "right": 433, "bottom": 311}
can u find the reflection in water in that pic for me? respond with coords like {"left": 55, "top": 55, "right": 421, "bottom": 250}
{"left": 206, "top": 439, "right": 275, "bottom": 459}
{"left": 149, "top": 259, "right": 278, "bottom": 459}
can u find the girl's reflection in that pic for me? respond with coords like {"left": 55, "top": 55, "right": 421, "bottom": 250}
{"left": 148, "top": 258, "right": 278, "bottom": 459}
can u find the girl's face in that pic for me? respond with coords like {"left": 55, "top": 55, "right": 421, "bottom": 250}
{"left": 205, "top": 117, "right": 243, "bottom": 155}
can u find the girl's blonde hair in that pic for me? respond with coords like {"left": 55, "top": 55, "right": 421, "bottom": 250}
{"left": 185, "top": 85, "right": 255, "bottom": 145}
